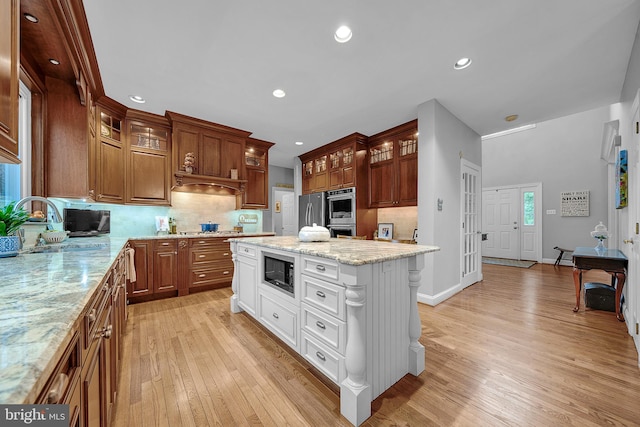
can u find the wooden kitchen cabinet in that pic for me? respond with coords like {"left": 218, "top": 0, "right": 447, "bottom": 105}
{"left": 368, "top": 120, "right": 418, "bottom": 208}
{"left": 242, "top": 137, "right": 275, "bottom": 209}
{"left": 125, "top": 110, "right": 172, "bottom": 205}
{"left": 153, "top": 239, "right": 178, "bottom": 293}
{"left": 129, "top": 240, "right": 152, "bottom": 297}
{"left": 166, "top": 111, "right": 251, "bottom": 189}
{"left": 95, "top": 103, "right": 125, "bottom": 203}
{"left": 300, "top": 133, "right": 368, "bottom": 195}
{"left": 0, "top": 0, "right": 20, "bottom": 163}
{"left": 188, "top": 237, "right": 234, "bottom": 290}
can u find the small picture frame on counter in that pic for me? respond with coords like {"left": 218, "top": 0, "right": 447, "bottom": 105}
{"left": 378, "top": 223, "right": 393, "bottom": 239}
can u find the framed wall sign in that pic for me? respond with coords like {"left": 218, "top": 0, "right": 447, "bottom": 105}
{"left": 561, "top": 190, "right": 590, "bottom": 217}
{"left": 616, "top": 149, "right": 628, "bottom": 209}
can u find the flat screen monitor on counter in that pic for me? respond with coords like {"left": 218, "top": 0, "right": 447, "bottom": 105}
{"left": 63, "top": 208, "right": 110, "bottom": 237}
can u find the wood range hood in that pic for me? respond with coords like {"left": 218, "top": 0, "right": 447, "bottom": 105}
{"left": 172, "top": 171, "right": 248, "bottom": 195}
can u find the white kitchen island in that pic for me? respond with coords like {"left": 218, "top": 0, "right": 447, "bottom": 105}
{"left": 228, "top": 236, "right": 439, "bottom": 426}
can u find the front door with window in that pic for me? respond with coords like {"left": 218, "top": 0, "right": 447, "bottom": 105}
{"left": 482, "top": 184, "right": 542, "bottom": 261}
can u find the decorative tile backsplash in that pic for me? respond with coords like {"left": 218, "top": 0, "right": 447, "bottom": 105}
{"left": 48, "top": 192, "right": 263, "bottom": 238}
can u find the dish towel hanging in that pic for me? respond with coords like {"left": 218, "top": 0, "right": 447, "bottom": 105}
{"left": 125, "top": 247, "right": 136, "bottom": 282}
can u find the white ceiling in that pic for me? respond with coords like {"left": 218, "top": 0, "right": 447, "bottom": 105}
{"left": 83, "top": 0, "right": 640, "bottom": 168}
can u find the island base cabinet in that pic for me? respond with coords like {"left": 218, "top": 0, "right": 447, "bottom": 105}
{"left": 258, "top": 290, "right": 299, "bottom": 351}
{"left": 232, "top": 243, "right": 258, "bottom": 315}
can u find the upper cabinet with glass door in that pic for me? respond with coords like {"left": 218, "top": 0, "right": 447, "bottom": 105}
{"left": 368, "top": 119, "right": 418, "bottom": 208}
{"left": 125, "top": 110, "right": 172, "bottom": 206}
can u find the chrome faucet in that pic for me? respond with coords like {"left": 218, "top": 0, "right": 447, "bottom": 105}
{"left": 14, "top": 196, "right": 63, "bottom": 223}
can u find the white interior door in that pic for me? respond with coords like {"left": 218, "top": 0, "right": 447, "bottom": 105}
{"left": 482, "top": 188, "right": 519, "bottom": 259}
{"left": 461, "top": 160, "right": 481, "bottom": 288}
{"left": 281, "top": 192, "right": 297, "bottom": 236}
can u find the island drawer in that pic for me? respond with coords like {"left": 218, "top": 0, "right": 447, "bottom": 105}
{"left": 301, "top": 274, "right": 345, "bottom": 321}
{"left": 301, "top": 302, "right": 345, "bottom": 353}
{"left": 237, "top": 243, "right": 257, "bottom": 258}
{"left": 258, "top": 291, "right": 299, "bottom": 350}
{"left": 37, "top": 330, "right": 81, "bottom": 405}
{"left": 301, "top": 331, "right": 345, "bottom": 385}
{"left": 301, "top": 255, "right": 339, "bottom": 282}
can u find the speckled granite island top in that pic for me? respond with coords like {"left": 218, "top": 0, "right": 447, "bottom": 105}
{"left": 0, "top": 232, "right": 272, "bottom": 404}
{"left": 228, "top": 236, "right": 440, "bottom": 265}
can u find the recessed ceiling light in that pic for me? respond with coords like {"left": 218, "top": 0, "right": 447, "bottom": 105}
{"left": 49, "top": 59, "right": 60, "bottom": 65}
{"left": 129, "top": 95, "right": 146, "bottom": 104}
{"left": 505, "top": 114, "right": 519, "bottom": 122}
{"left": 454, "top": 57, "right": 472, "bottom": 70}
{"left": 334, "top": 25, "right": 352, "bottom": 43}
{"left": 24, "top": 13, "right": 39, "bottom": 23}
{"left": 295, "top": 141, "right": 304, "bottom": 146}
{"left": 273, "top": 89, "right": 286, "bottom": 98}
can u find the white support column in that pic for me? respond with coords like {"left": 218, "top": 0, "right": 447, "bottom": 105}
{"left": 229, "top": 241, "right": 242, "bottom": 313}
{"left": 408, "top": 254, "right": 425, "bottom": 375}
{"left": 340, "top": 282, "right": 371, "bottom": 426}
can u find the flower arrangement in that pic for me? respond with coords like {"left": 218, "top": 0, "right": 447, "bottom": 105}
{"left": 184, "top": 152, "right": 196, "bottom": 174}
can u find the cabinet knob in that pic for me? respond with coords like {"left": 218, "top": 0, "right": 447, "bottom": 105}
{"left": 46, "top": 373, "right": 69, "bottom": 404}
{"left": 102, "top": 324, "right": 113, "bottom": 339}
{"left": 87, "top": 308, "right": 97, "bottom": 322}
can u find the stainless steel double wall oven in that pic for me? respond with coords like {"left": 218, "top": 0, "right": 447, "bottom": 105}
{"left": 326, "top": 187, "right": 356, "bottom": 237}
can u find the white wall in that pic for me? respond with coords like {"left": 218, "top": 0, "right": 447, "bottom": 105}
{"left": 483, "top": 105, "right": 619, "bottom": 261}
{"left": 417, "top": 99, "right": 481, "bottom": 304}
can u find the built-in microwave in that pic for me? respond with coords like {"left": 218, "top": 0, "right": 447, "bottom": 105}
{"left": 263, "top": 251, "right": 295, "bottom": 298}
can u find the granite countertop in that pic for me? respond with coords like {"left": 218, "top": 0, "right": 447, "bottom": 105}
{"left": 229, "top": 236, "right": 440, "bottom": 265}
{"left": 0, "top": 237, "right": 129, "bottom": 404}
{"left": 0, "top": 232, "right": 272, "bottom": 404}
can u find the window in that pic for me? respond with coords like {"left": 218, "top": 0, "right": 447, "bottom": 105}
{"left": 0, "top": 81, "right": 31, "bottom": 207}
{"left": 523, "top": 191, "right": 534, "bottom": 226}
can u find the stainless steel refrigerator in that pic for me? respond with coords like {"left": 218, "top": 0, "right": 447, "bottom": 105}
{"left": 299, "top": 192, "right": 327, "bottom": 229}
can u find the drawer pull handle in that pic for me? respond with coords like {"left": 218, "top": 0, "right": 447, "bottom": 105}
{"left": 87, "top": 308, "right": 97, "bottom": 322}
{"left": 316, "top": 265, "right": 326, "bottom": 272}
{"left": 199, "top": 241, "right": 206, "bottom": 244}
{"left": 316, "top": 291, "right": 326, "bottom": 298}
{"left": 199, "top": 274, "right": 206, "bottom": 278}
{"left": 315, "top": 351, "right": 326, "bottom": 361}
{"left": 273, "top": 313, "right": 279, "bottom": 319}
{"left": 223, "top": 252, "right": 229, "bottom": 256}
{"left": 244, "top": 248, "right": 250, "bottom": 253}
{"left": 47, "top": 373, "right": 69, "bottom": 404}
{"left": 162, "top": 242, "right": 169, "bottom": 246}
{"left": 199, "top": 255, "right": 206, "bottom": 258}
{"left": 223, "top": 271, "right": 230, "bottom": 275}
{"left": 316, "top": 321, "right": 326, "bottom": 330}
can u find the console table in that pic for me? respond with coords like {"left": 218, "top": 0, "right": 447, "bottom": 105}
{"left": 572, "top": 247, "right": 627, "bottom": 321}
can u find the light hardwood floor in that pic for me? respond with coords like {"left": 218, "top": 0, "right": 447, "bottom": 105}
{"left": 112, "top": 264, "right": 640, "bottom": 426}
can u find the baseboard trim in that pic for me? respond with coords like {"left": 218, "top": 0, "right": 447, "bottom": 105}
{"left": 418, "top": 283, "right": 462, "bottom": 306}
